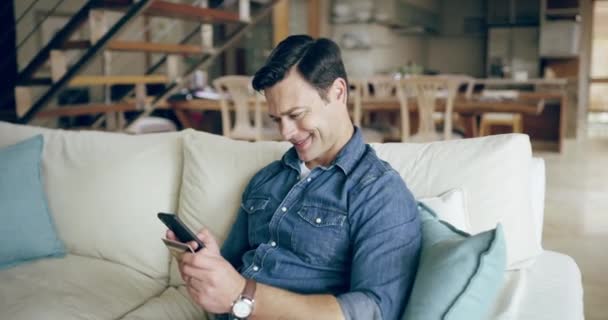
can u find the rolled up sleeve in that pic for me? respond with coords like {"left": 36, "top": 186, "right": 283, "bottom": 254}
{"left": 337, "top": 291, "right": 383, "bottom": 320}
{"left": 343, "top": 171, "right": 422, "bottom": 320}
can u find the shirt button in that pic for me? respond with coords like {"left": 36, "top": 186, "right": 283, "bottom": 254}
{"left": 250, "top": 206, "right": 254, "bottom": 211}
{"left": 315, "top": 217, "right": 322, "bottom": 224}
{"left": 270, "top": 241, "right": 277, "bottom": 247}
{"left": 252, "top": 265, "right": 259, "bottom": 272}
{"left": 281, "top": 207, "right": 287, "bottom": 212}
{"left": 306, "top": 177, "right": 312, "bottom": 182}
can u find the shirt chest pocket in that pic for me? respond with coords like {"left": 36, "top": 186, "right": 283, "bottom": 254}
{"left": 291, "top": 205, "right": 349, "bottom": 267}
{"left": 242, "top": 197, "right": 272, "bottom": 246}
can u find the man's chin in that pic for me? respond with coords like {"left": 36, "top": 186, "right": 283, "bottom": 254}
{"left": 296, "top": 150, "right": 313, "bottom": 162}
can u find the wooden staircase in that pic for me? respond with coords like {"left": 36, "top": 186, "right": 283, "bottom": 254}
{"left": 64, "top": 40, "right": 207, "bottom": 55}
{"left": 11, "top": 0, "right": 279, "bottom": 131}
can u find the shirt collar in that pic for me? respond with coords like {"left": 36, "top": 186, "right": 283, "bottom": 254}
{"left": 281, "top": 127, "right": 365, "bottom": 176}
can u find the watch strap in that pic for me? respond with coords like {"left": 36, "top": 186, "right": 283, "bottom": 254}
{"left": 242, "top": 278, "right": 257, "bottom": 300}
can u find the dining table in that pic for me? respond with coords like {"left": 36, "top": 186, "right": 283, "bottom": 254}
{"left": 167, "top": 91, "right": 567, "bottom": 152}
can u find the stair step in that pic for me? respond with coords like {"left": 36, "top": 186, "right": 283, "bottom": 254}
{"left": 108, "top": 40, "right": 204, "bottom": 54}
{"left": 36, "top": 100, "right": 170, "bottom": 118}
{"left": 63, "top": 40, "right": 205, "bottom": 54}
{"left": 21, "top": 78, "right": 53, "bottom": 86}
{"left": 69, "top": 75, "right": 168, "bottom": 87}
{"left": 37, "top": 103, "right": 138, "bottom": 118}
{"left": 146, "top": 1, "right": 242, "bottom": 23}
{"left": 97, "top": 0, "right": 243, "bottom": 23}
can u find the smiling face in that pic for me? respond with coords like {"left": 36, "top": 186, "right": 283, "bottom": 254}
{"left": 264, "top": 68, "right": 352, "bottom": 168}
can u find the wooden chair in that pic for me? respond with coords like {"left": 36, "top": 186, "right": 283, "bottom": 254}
{"left": 396, "top": 75, "right": 466, "bottom": 142}
{"left": 479, "top": 98, "right": 545, "bottom": 136}
{"left": 352, "top": 76, "right": 402, "bottom": 141}
{"left": 213, "top": 75, "right": 281, "bottom": 141}
{"left": 432, "top": 75, "right": 474, "bottom": 131}
{"left": 349, "top": 78, "right": 389, "bottom": 143}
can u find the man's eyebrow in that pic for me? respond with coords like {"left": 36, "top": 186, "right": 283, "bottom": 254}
{"left": 281, "top": 106, "right": 306, "bottom": 115}
{"left": 271, "top": 106, "right": 307, "bottom": 117}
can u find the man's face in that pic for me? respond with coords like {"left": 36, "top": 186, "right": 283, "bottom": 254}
{"left": 265, "top": 69, "right": 347, "bottom": 168}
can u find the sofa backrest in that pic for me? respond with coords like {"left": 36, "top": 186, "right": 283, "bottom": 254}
{"left": 0, "top": 121, "right": 543, "bottom": 279}
{"left": 371, "top": 134, "right": 540, "bottom": 268}
{"left": 178, "top": 130, "right": 541, "bottom": 273}
{"left": 0, "top": 121, "right": 183, "bottom": 280}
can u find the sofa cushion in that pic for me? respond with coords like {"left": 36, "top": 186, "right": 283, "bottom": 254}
{"left": 0, "top": 135, "right": 65, "bottom": 269}
{"left": 490, "top": 250, "right": 584, "bottom": 320}
{"left": 172, "top": 129, "right": 289, "bottom": 285}
{"left": 121, "top": 287, "right": 207, "bottom": 320}
{"left": 371, "top": 134, "right": 539, "bottom": 268}
{"left": 402, "top": 203, "right": 507, "bottom": 320}
{"left": 419, "top": 188, "right": 470, "bottom": 232}
{"left": 0, "top": 254, "right": 165, "bottom": 320}
{"left": 0, "top": 121, "right": 183, "bottom": 279}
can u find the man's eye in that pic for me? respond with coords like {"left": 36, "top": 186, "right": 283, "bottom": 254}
{"left": 290, "top": 113, "right": 304, "bottom": 119}
{"left": 271, "top": 117, "right": 281, "bottom": 123}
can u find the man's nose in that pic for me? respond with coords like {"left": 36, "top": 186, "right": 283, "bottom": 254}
{"left": 280, "top": 119, "right": 296, "bottom": 141}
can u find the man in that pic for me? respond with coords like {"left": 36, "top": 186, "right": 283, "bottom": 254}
{"left": 167, "top": 35, "right": 421, "bottom": 320}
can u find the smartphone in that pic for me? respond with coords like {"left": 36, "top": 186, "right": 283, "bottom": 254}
{"left": 157, "top": 212, "right": 205, "bottom": 252}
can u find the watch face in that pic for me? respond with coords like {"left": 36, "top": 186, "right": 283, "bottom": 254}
{"left": 233, "top": 300, "right": 253, "bottom": 318}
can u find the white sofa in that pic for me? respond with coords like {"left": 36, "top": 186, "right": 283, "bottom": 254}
{"left": 0, "top": 121, "right": 584, "bottom": 320}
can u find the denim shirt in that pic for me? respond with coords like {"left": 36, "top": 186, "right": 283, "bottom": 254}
{"left": 220, "top": 128, "right": 421, "bottom": 320}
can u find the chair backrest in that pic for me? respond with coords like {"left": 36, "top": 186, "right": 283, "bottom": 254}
{"left": 212, "top": 75, "right": 262, "bottom": 141}
{"left": 397, "top": 75, "right": 469, "bottom": 141}
{"left": 362, "top": 75, "right": 398, "bottom": 99}
{"left": 348, "top": 79, "right": 364, "bottom": 127}
{"left": 349, "top": 76, "right": 398, "bottom": 128}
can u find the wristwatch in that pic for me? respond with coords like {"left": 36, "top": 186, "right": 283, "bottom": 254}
{"left": 231, "top": 278, "right": 257, "bottom": 319}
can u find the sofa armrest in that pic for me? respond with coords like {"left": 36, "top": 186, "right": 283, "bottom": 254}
{"left": 530, "top": 157, "right": 546, "bottom": 248}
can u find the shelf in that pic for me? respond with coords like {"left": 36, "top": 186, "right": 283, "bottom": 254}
{"left": 545, "top": 7, "right": 579, "bottom": 19}
{"left": 541, "top": 55, "right": 579, "bottom": 59}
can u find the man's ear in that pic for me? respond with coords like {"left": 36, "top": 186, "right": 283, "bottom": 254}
{"left": 329, "top": 78, "right": 348, "bottom": 104}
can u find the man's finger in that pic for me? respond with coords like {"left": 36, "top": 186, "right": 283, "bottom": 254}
{"left": 197, "top": 229, "right": 220, "bottom": 254}
{"left": 166, "top": 229, "right": 177, "bottom": 240}
{"left": 181, "top": 252, "right": 217, "bottom": 270}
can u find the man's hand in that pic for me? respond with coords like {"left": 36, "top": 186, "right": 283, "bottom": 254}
{"left": 166, "top": 228, "right": 246, "bottom": 314}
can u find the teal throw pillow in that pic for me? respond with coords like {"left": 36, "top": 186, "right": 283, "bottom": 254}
{"left": 402, "top": 202, "right": 506, "bottom": 320}
{"left": 0, "top": 135, "right": 65, "bottom": 269}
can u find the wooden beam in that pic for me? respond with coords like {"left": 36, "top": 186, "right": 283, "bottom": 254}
{"left": 273, "top": 0, "right": 289, "bottom": 46}
{"left": 50, "top": 50, "right": 67, "bottom": 82}
{"left": 15, "top": 87, "right": 32, "bottom": 118}
{"left": 239, "top": 0, "right": 251, "bottom": 22}
{"left": 166, "top": 55, "right": 180, "bottom": 82}
{"left": 68, "top": 75, "right": 168, "bottom": 86}
{"left": 307, "top": 0, "right": 320, "bottom": 38}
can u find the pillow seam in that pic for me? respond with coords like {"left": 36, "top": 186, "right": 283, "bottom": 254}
{"left": 443, "top": 227, "right": 501, "bottom": 319}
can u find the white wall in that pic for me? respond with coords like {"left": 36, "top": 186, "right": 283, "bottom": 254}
{"left": 332, "top": 23, "right": 426, "bottom": 77}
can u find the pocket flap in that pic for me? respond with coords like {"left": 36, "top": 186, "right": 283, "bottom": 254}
{"left": 242, "top": 198, "right": 270, "bottom": 214}
{"left": 297, "top": 206, "right": 347, "bottom": 227}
